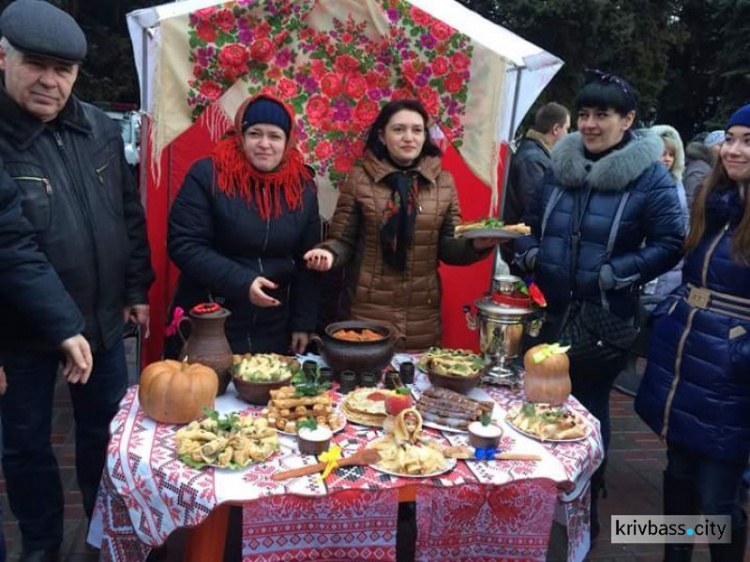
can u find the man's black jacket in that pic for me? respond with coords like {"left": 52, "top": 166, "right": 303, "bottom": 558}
{"left": 0, "top": 89, "right": 154, "bottom": 351}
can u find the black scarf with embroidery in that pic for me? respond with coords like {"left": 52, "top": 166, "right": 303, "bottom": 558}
{"left": 380, "top": 171, "right": 419, "bottom": 270}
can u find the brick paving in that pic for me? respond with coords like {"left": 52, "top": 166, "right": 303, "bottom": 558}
{"left": 0, "top": 373, "right": 741, "bottom": 561}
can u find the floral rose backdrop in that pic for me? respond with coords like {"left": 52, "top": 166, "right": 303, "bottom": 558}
{"left": 153, "top": 0, "right": 508, "bottom": 217}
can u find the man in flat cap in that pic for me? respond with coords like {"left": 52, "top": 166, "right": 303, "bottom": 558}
{"left": 0, "top": 1, "right": 154, "bottom": 560}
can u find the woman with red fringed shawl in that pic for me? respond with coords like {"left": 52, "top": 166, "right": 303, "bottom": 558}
{"left": 167, "top": 94, "right": 320, "bottom": 355}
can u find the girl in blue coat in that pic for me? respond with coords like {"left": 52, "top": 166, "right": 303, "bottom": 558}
{"left": 515, "top": 71, "right": 685, "bottom": 539}
{"left": 636, "top": 104, "right": 750, "bottom": 561}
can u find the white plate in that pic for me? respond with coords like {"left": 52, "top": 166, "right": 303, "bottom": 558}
{"left": 275, "top": 414, "right": 347, "bottom": 436}
{"left": 505, "top": 417, "right": 590, "bottom": 443}
{"left": 421, "top": 420, "right": 469, "bottom": 434}
{"left": 369, "top": 456, "right": 457, "bottom": 479}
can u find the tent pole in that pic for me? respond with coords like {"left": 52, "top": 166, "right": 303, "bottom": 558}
{"left": 490, "top": 65, "right": 524, "bottom": 288}
{"left": 139, "top": 26, "right": 149, "bottom": 210}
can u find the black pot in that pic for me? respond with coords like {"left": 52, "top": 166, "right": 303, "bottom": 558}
{"left": 310, "top": 320, "right": 401, "bottom": 376}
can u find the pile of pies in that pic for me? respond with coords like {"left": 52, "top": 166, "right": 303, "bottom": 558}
{"left": 506, "top": 403, "right": 588, "bottom": 441}
{"left": 341, "top": 388, "right": 390, "bottom": 427}
{"left": 260, "top": 386, "right": 344, "bottom": 434}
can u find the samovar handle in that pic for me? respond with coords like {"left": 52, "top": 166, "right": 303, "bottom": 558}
{"left": 462, "top": 305, "right": 477, "bottom": 331}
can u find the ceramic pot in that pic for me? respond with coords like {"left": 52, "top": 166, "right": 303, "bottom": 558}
{"left": 310, "top": 320, "right": 401, "bottom": 377}
{"left": 178, "top": 305, "right": 233, "bottom": 396}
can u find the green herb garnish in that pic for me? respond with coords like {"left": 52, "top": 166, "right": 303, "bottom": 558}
{"left": 521, "top": 403, "right": 537, "bottom": 418}
{"left": 480, "top": 412, "right": 491, "bottom": 426}
{"left": 482, "top": 217, "right": 505, "bottom": 229}
{"left": 201, "top": 407, "right": 239, "bottom": 432}
{"left": 539, "top": 409, "right": 566, "bottom": 423}
{"left": 297, "top": 417, "right": 318, "bottom": 431}
{"left": 396, "top": 387, "right": 411, "bottom": 396}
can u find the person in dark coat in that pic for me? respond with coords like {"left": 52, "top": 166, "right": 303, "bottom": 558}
{"left": 0, "top": 2, "right": 154, "bottom": 559}
{"left": 514, "top": 71, "right": 685, "bottom": 540}
{"left": 168, "top": 94, "right": 320, "bottom": 355}
{"left": 683, "top": 130, "right": 722, "bottom": 208}
{"left": 635, "top": 104, "right": 750, "bottom": 562}
{"left": 503, "top": 102, "right": 570, "bottom": 226}
{"left": 0, "top": 163, "right": 92, "bottom": 379}
{"left": 502, "top": 102, "right": 570, "bottom": 272}
{"left": 0, "top": 163, "right": 93, "bottom": 562}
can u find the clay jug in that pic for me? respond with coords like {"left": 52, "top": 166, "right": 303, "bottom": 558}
{"left": 178, "top": 304, "right": 233, "bottom": 396}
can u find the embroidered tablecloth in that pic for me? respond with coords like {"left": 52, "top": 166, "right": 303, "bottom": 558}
{"left": 90, "top": 366, "right": 603, "bottom": 562}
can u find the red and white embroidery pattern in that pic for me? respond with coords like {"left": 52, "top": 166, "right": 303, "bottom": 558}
{"left": 91, "top": 379, "right": 602, "bottom": 562}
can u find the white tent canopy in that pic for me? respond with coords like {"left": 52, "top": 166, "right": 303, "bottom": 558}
{"left": 127, "top": 0, "right": 562, "bottom": 143}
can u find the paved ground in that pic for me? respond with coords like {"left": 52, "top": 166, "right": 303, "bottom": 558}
{"left": 0, "top": 351, "right": 738, "bottom": 561}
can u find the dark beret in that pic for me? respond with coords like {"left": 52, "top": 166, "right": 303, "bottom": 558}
{"left": 0, "top": 0, "right": 86, "bottom": 64}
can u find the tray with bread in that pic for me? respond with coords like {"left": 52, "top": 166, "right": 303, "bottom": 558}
{"left": 260, "top": 385, "right": 345, "bottom": 435}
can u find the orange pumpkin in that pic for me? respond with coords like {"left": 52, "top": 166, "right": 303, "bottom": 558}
{"left": 523, "top": 344, "right": 571, "bottom": 405}
{"left": 139, "top": 360, "right": 218, "bottom": 424}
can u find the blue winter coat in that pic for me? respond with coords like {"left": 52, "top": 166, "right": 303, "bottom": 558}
{"left": 514, "top": 132, "right": 685, "bottom": 320}
{"left": 167, "top": 158, "right": 321, "bottom": 354}
{"left": 635, "top": 186, "right": 750, "bottom": 464}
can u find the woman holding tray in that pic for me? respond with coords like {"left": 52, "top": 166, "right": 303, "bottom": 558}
{"left": 304, "top": 99, "right": 498, "bottom": 350}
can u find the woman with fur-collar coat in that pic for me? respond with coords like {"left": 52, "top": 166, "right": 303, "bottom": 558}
{"left": 514, "top": 72, "right": 685, "bottom": 540}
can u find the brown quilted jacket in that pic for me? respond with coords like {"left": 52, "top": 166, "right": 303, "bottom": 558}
{"left": 319, "top": 151, "right": 487, "bottom": 350}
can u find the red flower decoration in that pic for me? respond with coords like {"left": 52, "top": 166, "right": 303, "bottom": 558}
{"left": 218, "top": 44, "right": 249, "bottom": 76}
{"left": 320, "top": 73, "right": 343, "bottom": 97}
{"left": 256, "top": 21, "right": 272, "bottom": 38}
{"left": 444, "top": 72, "right": 463, "bottom": 94}
{"left": 250, "top": 38, "right": 274, "bottom": 63}
{"left": 333, "top": 154, "right": 353, "bottom": 173}
{"left": 199, "top": 81, "right": 223, "bottom": 101}
{"left": 417, "top": 88, "right": 440, "bottom": 115}
{"left": 215, "top": 9, "right": 236, "bottom": 33}
{"left": 354, "top": 98, "right": 379, "bottom": 125}
{"left": 431, "top": 21, "right": 454, "bottom": 42}
{"left": 450, "top": 52, "right": 471, "bottom": 71}
{"left": 345, "top": 73, "right": 368, "bottom": 98}
{"left": 196, "top": 20, "right": 217, "bottom": 43}
{"left": 310, "top": 59, "right": 327, "bottom": 78}
{"left": 410, "top": 7, "right": 433, "bottom": 27}
{"left": 314, "top": 140, "right": 333, "bottom": 160}
{"left": 334, "top": 54, "right": 359, "bottom": 74}
{"left": 529, "top": 283, "right": 547, "bottom": 307}
{"left": 431, "top": 56, "right": 449, "bottom": 76}
{"left": 306, "top": 95, "right": 330, "bottom": 127}
{"left": 277, "top": 78, "right": 298, "bottom": 98}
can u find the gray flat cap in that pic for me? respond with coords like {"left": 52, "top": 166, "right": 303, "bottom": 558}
{"left": 0, "top": 0, "right": 86, "bottom": 64}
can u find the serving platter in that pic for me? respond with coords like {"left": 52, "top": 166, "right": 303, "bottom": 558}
{"left": 368, "top": 456, "right": 457, "bottom": 478}
{"left": 505, "top": 415, "right": 591, "bottom": 443}
{"left": 460, "top": 228, "right": 522, "bottom": 240}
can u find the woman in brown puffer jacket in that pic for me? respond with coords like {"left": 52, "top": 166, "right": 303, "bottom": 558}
{"left": 305, "top": 99, "right": 496, "bottom": 350}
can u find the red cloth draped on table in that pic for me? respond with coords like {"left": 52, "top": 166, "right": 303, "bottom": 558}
{"left": 415, "top": 479, "right": 558, "bottom": 561}
{"left": 241, "top": 489, "right": 398, "bottom": 561}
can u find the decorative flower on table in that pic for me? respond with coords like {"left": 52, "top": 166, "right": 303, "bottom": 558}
{"left": 517, "top": 278, "right": 547, "bottom": 308}
{"left": 185, "top": 0, "right": 473, "bottom": 190}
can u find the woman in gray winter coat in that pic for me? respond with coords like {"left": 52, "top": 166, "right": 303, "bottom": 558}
{"left": 651, "top": 124, "right": 689, "bottom": 297}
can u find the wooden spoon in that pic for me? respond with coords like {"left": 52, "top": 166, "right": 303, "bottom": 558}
{"left": 272, "top": 448, "right": 381, "bottom": 481}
